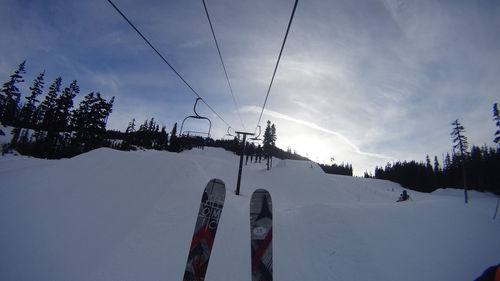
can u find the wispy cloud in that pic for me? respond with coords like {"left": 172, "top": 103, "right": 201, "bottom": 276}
{"left": 241, "top": 105, "right": 392, "bottom": 160}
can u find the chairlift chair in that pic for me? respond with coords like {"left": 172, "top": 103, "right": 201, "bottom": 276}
{"left": 180, "top": 97, "right": 212, "bottom": 138}
{"left": 249, "top": 125, "right": 262, "bottom": 142}
{"left": 222, "top": 126, "right": 236, "bottom": 140}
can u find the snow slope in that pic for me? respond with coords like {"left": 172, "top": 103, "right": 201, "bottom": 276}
{"left": 1, "top": 147, "right": 499, "bottom": 281}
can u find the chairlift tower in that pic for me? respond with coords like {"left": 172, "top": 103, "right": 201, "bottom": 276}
{"left": 235, "top": 131, "right": 254, "bottom": 195}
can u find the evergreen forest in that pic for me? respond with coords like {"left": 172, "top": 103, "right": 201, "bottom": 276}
{"left": 1, "top": 61, "right": 499, "bottom": 194}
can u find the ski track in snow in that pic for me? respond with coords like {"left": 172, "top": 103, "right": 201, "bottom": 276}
{"left": 1, "top": 147, "right": 499, "bottom": 281}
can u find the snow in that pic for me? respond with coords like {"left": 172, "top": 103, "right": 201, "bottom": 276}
{"left": 0, "top": 125, "right": 11, "bottom": 146}
{"left": 1, "top": 147, "right": 499, "bottom": 281}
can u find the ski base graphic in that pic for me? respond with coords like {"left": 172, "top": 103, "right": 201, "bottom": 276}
{"left": 250, "top": 189, "right": 273, "bottom": 281}
{"left": 183, "top": 179, "right": 226, "bottom": 281}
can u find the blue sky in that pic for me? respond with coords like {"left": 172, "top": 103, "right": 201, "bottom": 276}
{"left": 1, "top": 0, "right": 500, "bottom": 175}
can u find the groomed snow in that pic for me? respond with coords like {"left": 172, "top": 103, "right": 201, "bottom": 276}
{"left": 1, "top": 147, "right": 499, "bottom": 281}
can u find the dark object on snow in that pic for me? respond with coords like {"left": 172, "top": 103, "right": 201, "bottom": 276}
{"left": 474, "top": 263, "right": 500, "bottom": 281}
{"left": 397, "top": 190, "right": 410, "bottom": 202}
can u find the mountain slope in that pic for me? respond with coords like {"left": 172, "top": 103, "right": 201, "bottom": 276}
{"left": 1, "top": 147, "right": 499, "bottom": 281}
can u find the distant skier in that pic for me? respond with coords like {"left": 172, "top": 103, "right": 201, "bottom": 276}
{"left": 255, "top": 145, "right": 263, "bottom": 163}
{"left": 245, "top": 143, "right": 255, "bottom": 165}
{"left": 397, "top": 190, "right": 410, "bottom": 202}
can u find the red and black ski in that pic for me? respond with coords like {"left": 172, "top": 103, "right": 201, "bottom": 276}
{"left": 183, "top": 179, "right": 226, "bottom": 281}
{"left": 250, "top": 189, "right": 273, "bottom": 281}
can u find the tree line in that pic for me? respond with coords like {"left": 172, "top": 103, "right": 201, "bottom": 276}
{"left": 371, "top": 113, "right": 500, "bottom": 195}
{"left": 9, "top": 61, "right": 499, "bottom": 192}
{"left": 319, "top": 163, "right": 353, "bottom": 176}
{"left": 105, "top": 118, "right": 170, "bottom": 151}
{"left": 0, "top": 61, "right": 354, "bottom": 176}
{"left": 0, "top": 61, "right": 114, "bottom": 158}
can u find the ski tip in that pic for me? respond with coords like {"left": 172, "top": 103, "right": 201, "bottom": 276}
{"left": 250, "top": 188, "right": 272, "bottom": 218}
{"left": 252, "top": 188, "right": 271, "bottom": 197}
{"left": 205, "top": 178, "right": 226, "bottom": 200}
{"left": 209, "top": 178, "right": 225, "bottom": 186}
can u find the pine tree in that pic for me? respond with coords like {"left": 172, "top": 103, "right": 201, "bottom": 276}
{"left": 126, "top": 118, "right": 136, "bottom": 133}
{"left": 451, "top": 119, "right": 469, "bottom": 157}
{"left": 106, "top": 96, "right": 115, "bottom": 119}
{"left": 35, "top": 77, "right": 62, "bottom": 158}
{"left": 426, "top": 155, "right": 432, "bottom": 169}
{"left": 1, "top": 60, "right": 26, "bottom": 125}
{"left": 171, "top": 122, "right": 177, "bottom": 138}
{"left": 263, "top": 120, "right": 277, "bottom": 150}
{"left": 434, "top": 156, "right": 440, "bottom": 172}
{"left": 271, "top": 123, "right": 277, "bottom": 142}
{"left": 157, "top": 126, "right": 168, "bottom": 150}
{"left": 54, "top": 80, "right": 79, "bottom": 131}
{"left": 450, "top": 119, "right": 469, "bottom": 203}
{"left": 148, "top": 118, "right": 155, "bottom": 132}
{"left": 121, "top": 118, "right": 136, "bottom": 150}
{"left": 169, "top": 122, "right": 179, "bottom": 152}
{"left": 263, "top": 120, "right": 277, "bottom": 170}
{"left": 138, "top": 119, "right": 148, "bottom": 132}
{"left": 39, "top": 77, "right": 62, "bottom": 129}
{"left": 96, "top": 94, "right": 114, "bottom": 131}
{"left": 72, "top": 92, "right": 114, "bottom": 151}
{"left": 493, "top": 103, "right": 500, "bottom": 145}
{"left": 433, "top": 155, "right": 442, "bottom": 188}
{"left": 72, "top": 92, "right": 95, "bottom": 140}
{"left": 444, "top": 153, "right": 452, "bottom": 170}
{"left": 19, "top": 71, "right": 45, "bottom": 127}
{"left": 11, "top": 71, "right": 45, "bottom": 150}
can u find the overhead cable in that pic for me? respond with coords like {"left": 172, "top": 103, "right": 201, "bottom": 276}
{"left": 256, "top": 0, "right": 299, "bottom": 130}
{"left": 106, "top": 0, "right": 232, "bottom": 128}
{"left": 201, "top": 0, "right": 247, "bottom": 132}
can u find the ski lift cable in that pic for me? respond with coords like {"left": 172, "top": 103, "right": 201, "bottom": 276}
{"left": 201, "top": 0, "right": 247, "bottom": 132}
{"left": 106, "top": 0, "right": 232, "bottom": 129}
{"left": 255, "top": 0, "right": 299, "bottom": 131}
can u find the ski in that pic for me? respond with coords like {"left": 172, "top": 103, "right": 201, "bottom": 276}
{"left": 250, "top": 189, "right": 273, "bottom": 281}
{"left": 183, "top": 179, "right": 226, "bottom": 281}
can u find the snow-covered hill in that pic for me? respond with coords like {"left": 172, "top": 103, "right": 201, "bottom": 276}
{"left": 1, "top": 147, "right": 499, "bottom": 281}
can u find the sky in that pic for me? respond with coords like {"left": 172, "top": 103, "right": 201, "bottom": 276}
{"left": 1, "top": 0, "right": 500, "bottom": 175}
